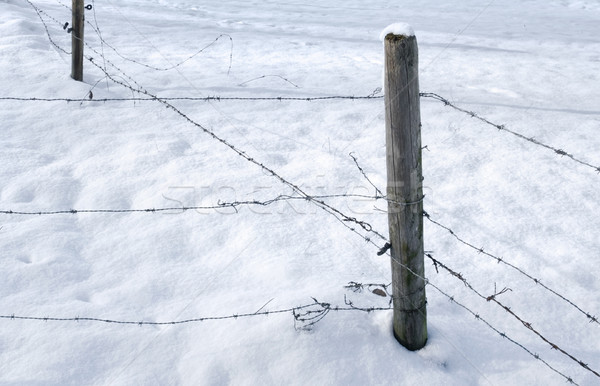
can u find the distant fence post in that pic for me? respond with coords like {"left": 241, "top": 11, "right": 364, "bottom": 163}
{"left": 382, "top": 24, "right": 427, "bottom": 351}
{"left": 71, "top": 0, "right": 84, "bottom": 81}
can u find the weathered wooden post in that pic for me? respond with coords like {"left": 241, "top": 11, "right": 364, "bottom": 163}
{"left": 71, "top": 0, "right": 84, "bottom": 81}
{"left": 382, "top": 23, "right": 427, "bottom": 350}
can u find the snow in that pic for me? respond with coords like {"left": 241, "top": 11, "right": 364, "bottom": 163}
{"left": 380, "top": 23, "right": 415, "bottom": 40}
{"left": 1, "top": 0, "right": 600, "bottom": 385}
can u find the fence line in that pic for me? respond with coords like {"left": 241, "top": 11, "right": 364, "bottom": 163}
{"left": 333, "top": 213, "right": 584, "bottom": 385}
{"left": 3, "top": 184, "right": 597, "bottom": 348}
{"left": 2, "top": 147, "right": 598, "bottom": 337}
{"left": 0, "top": 297, "right": 391, "bottom": 332}
{"left": 16, "top": 0, "right": 600, "bottom": 178}
{"left": 349, "top": 153, "right": 384, "bottom": 197}
{"left": 22, "top": 1, "right": 361, "bottom": 99}
{"left": 420, "top": 93, "right": 600, "bottom": 174}
{"left": 23, "top": 1, "right": 600, "bottom": 176}
{"left": 82, "top": 0, "right": 233, "bottom": 74}
{"left": 26, "top": 0, "right": 70, "bottom": 55}
{"left": 82, "top": 30, "right": 397, "bottom": 254}
{"left": 84, "top": 56, "right": 388, "bottom": 244}
{"left": 426, "top": 253, "right": 600, "bottom": 379}
{"left": 423, "top": 212, "right": 600, "bottom": 327}
{"left": 28, "top": 0, "right": 387, "bottom": 246}
{"left": 18, "top": 0, "right": 598, "bottom": 332}
{"left": 12, "top": 2, "right": 596, "bottom": 382}
{"left": 0, "top": 95, "right": 384, "bottom": 103}
{"left": 2, "top": 97, "right": 600, "bottom": 180}
{"left": 0, "top": 193, "right": 382, "bottom": 216}
{"left": 85, "top": 20, "right": 234, "bottom": 73}
{"left": 422, "top": 271, "right": 579, "bottom": 384}
{"left": 0, "top": 277, "right": 580, "bottom": 385}
{"left": 25, "top": 0, "right": 144, "bottom": 95}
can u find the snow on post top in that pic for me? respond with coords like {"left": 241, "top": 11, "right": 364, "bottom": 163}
{"left": 379, "top": 23, "right": 415, "bottom": 41}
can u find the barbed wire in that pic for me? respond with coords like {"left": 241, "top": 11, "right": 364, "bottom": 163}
{"left": 55, "top": 0, "right": 71, "bottom": 11}
{"left": 80, "top": 38, "right": 397, "bottom": 254}
{"left": 21, "top": 0, "right": 600, "bottom": 317}
{"left": 21, "top": 0, "right": 397, "bottom": 330}
{"left": 328, "top": 191, "right": 582, "bottom": 385}
{"left": 87, "top": 0, "right": 111, "bottom": 90}
{"left": 26, "top": 0, "right": 234, "bottom": 74}
{"left": 0, "top": 277, "right": 581, "bottom": 385}
{"left": 426, "top": 253, "right": 600, "bottom": 379}
{"left": 24, "top": 1, "right": 598, "bottom": 182}
{"left": 0, "top": 297, "right": 391, "bottom": 331}
{"left": 25, "top": 0, "right": 391, "bottom": 247}
{"left": 5, "top": 91, "right": 599, "bottom": 180}
{"left": 0, "top": 156, "right": 581, "bottom": 386}
{"left": 84, "top": 19, "right": 234, "bottom": 73}
{"left": 25, "top": 0, "right": 70, "bottom": 55}
{"left": 0, "top": 274, "right": 581, "bottom": 384}
{"left": 350, "top": 257, "right": 582, "bottom": 385}
{"left": 423, "top": 212, "right": 600, "bottom": 327}
{"left": 349, "top": 153, "right": 385, "bottom": 198}
{"left": 421, "top": 93, "right": 600, "bottom": 174}
{"left": 81, "top": 56, "right": 388, "bottom": 243}
{"left": 15, "top": 3, "right": 594, "bottom": 382}
{"left": 422, "top": 275, "right": 579, "bottom": 384}
{"left": 0, "top": 193, "right": 381, "bottom": 216}
{"left": 238, "top": 74, "right": 300, "bottom": 88}
{"left": 0, "top": 95, "right": 384, "bottom": 103}
{"left": 345, "top": 281, "right": 392, "bottom": 298}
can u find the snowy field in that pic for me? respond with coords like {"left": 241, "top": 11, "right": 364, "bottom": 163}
{"left": 1, "top": 0, "right": 599, "bottom": 384}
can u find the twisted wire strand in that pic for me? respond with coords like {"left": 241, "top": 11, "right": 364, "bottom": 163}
{"left": 424, "top": 212, "right": 600, "bottom": 327}
{"left": 13, "top": 3, "right": 595, "bottom": 383}
{"left": 421, "top": 93, "right": 600, "bottom": 174}
{"left": 427, "top": 253, "right": 599, "bottom": 379}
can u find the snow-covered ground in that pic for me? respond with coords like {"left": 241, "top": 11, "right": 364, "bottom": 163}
{"left": 1, "top": 0, "right": 599, "bottom": 384}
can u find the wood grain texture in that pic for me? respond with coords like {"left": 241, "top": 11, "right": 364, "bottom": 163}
{"left": 71, "top": 0, "right": 84, "bottom": 81}
{"left": 384, "top": 33, "right": 427, "bottom": 351}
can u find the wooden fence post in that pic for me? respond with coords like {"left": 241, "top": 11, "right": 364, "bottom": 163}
{"left": 383, "top": 24, "right": 427, "bottom": 351}
{"left": 71, "top": 0, "right": 84, "bottom": 81}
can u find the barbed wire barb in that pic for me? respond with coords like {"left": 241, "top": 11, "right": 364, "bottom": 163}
{"left": 426, "top": 253, "right": 600, "bottom": 379}
{"left": 0, "top": 192, "right": 385, "bottom": 216}
{"left": 86, "top": 19, "right": 234, "bottom": 73}
{"left": 13, "top": 4, "right": 597, "bottom": 383}
{"left": 349, "top": 153, "right": 384, "bottom": 198}
{"left": 421, "top": 93, "right": 600, "bottom": 174}
{"left": 0, "top": 94, "right": 385, "bottom": 103}
{"left": 26, "top": 0, "right": 71, "bottom": 54}
{"left": 423, "top": 212, "right": 600, "bottom": 327}
{"left": 238, "top": 74, "right": 300, "bottom": 88}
